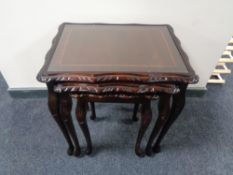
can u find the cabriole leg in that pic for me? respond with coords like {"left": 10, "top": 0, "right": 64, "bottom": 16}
{"left": 47, "top": 84, "right": 75, "bottom": 156}
{"left": 153, "top": 84, "right": 187, "bottom": 153}
{"left": 145, "top": 93, "right": 171, "bottom": 156}
{"left": 90, "top": 102, "right": 96, "bottom": 120}
{"left": 76, "top": 99, "right": 92, "bottom": 155}
{"left": 135, "top": 101, "right": 152, "bottom": 157}
{"left": 59, "top": 93, "right": 81, "bottom": 156}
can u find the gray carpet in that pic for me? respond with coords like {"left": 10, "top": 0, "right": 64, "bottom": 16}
{"left": 1, "top": 71, "right": 233, "bottom": 175}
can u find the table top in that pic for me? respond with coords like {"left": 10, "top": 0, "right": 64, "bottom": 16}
{"left": 37, "top": 23, "right": 198, "bottom": 84}
{"left": 48, "top": 24, "right": 187, "bottom": 73}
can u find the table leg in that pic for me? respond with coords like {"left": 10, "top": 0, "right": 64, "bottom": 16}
{"left": 132, "top": 103, "right": 139, "bottom": 121}
{"left": 90, "top": 102, "right": 96, "bottom": 120}
{"left": 145, "top": 94, "right": 171, "bottom": 156}
{"left": 47, "top": 85, "right": 75, "bottom": 156}
{"left": 76, "top": 99, "right": 92, "bottom": 155}
{"left": 135, "top": 101, "right": 152, "bottom": 157}
{"left": 152, "top": 84, "right": 187, "bottom": 153}
{"left": 59, "top": 93, "right": 81, "bottom": 156}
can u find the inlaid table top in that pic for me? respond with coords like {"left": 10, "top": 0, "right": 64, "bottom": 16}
{"left": 37, "top": 23, "right": 198, "bottom": 84}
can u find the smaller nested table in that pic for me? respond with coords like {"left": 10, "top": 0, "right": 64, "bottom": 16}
{"left": 37, "top": 23, "right": 198, "bottom": 157}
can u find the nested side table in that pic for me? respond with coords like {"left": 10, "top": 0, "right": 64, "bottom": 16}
{"left": 37, "top": 23, "right": 198, "bottom": 157}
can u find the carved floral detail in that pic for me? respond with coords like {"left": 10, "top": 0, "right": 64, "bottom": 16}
{"left": 54, "top": 83, "right": 179, "bottom": 95}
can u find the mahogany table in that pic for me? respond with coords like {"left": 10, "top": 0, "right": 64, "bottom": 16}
{"left": 37, "top": 23, "right": 198, "bottom": 157}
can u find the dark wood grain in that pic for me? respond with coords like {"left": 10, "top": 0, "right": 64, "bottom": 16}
{"left": 135, "top": 101, "right": 152, "bottom": 157}
{"left": 59, "top": 93, "right": 81, "bottom": 156}
{"left": 53, "top": 82, "right": 179, "bottom": 95}
{"left": 89, "top": 102, "right": 96, "bottom": 120}
{"left": 47, "top": 24, "right": 188, "bottom": 73}
{"left": 76, "top": 98, "right": 92, "bottom": 155}
{"left": 152, "top": 84, "right": 188, "bottom": 154}
{"left": 47, "top": 83, "right": 74, "bottom": 156}
{"left": 37, "top": 23, "right": 198, "bottom": 85}
{"left": 37, "top": 23, "right": 199, "bottom": 157}
{"left": 145, "top": 93, "right": 171, "bottom": 156}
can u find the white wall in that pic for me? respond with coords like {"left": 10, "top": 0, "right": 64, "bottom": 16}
{"left": 0, "top": 0, "right": 232, "bottom": 90}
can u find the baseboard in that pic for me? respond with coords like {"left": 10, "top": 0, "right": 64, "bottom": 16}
{"left": 8, "top": 86, "right": 207, "bottom": 98}
{"left": 8, "top": 88, "right": 47, "bottom": 98}
{"left": 186, "top": 87, "right": 207, "bottom": 97}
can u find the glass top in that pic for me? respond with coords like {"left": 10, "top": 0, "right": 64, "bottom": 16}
{"left": 47, "top": 24, "right": 188, "bottom": 74}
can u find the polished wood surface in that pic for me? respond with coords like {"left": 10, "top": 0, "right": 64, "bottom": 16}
{"left": 152, "top": 84, "right": 188, "bottom": 154}
{"left": 47, "top": 83, "right": 77, "bottom": 156}
{"left": 37, "top": 23, "right": 198, "bottom": 85}
{"left": 48, "top": 24, "right": 188, "bottom": 73}
{"left": 37, "top": 23, "right": 198, "bottom": 157}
